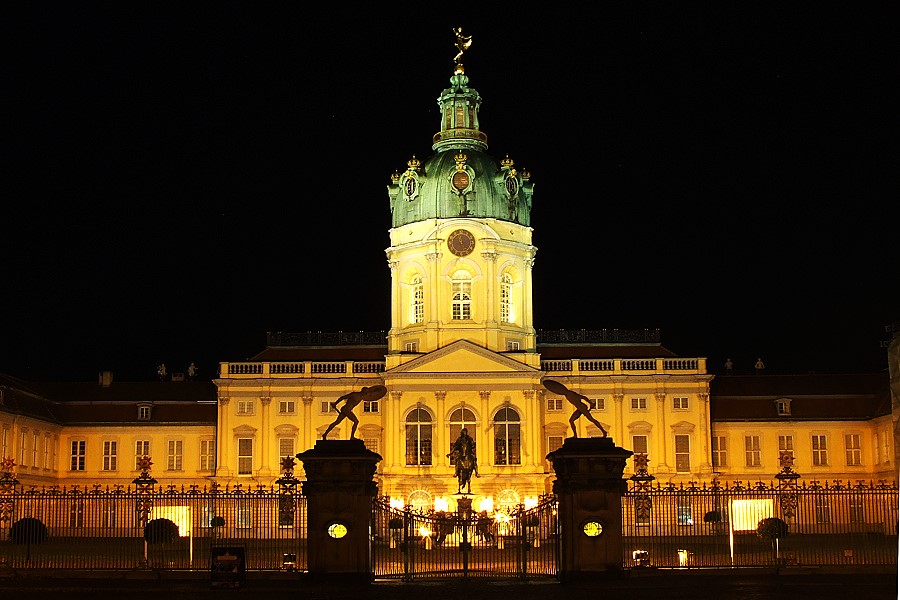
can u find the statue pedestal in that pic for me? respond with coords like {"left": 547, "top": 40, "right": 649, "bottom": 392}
{"left": 296, "top": 439, "right": 381, "bottom": 584}
{"left": 547, "top": 437, "right": 633, "bottom": 581}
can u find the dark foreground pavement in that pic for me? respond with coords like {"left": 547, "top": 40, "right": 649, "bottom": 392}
{"left": 0, "top": 569, "right": 896, "bottom": 600}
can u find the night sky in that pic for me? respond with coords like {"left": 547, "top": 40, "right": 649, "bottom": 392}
{"left": 5, "top": 5, "right": 897, "bottom": 382}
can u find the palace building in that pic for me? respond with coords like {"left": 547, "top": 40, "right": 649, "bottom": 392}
{"left": 1, "top": 40, "right": 896, "bottom": 515}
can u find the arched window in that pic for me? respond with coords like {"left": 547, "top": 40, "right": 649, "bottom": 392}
{"left": 410, "top": 275, "right": 424, "bottom": 324}
{"left": 407, "top": 490, "right": 432, "bottom": 513}
{"left": 451, "top": 270, "right": 471, "bottom": 320}
{"left": 448, "top": 407, "right": 477, "bottom": 465}
{"left": 500, "top": 273, "right": 512, "bottom": 323}
{"left": 405, "top": 408, "right": 433, "bottom": 466}
{"left": 493, "top": 406, "right": 521, "bottom": 465}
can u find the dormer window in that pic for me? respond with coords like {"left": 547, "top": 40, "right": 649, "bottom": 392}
{"left": 775, "top": 398, "right": 792, "bottom": 416}
{"left": 137, "top": 404, "right": 152, "bottom": 421}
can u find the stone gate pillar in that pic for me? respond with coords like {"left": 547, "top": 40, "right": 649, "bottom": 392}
{"left": 547, "top": 437, "right": 633, "bottom": 581}
{"left": 296, "top": 439, "right": 381, "bottom": 584}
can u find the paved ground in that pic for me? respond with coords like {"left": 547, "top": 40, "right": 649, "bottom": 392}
{"left": 0, "top": 569, "right": 896, "bottom": 600}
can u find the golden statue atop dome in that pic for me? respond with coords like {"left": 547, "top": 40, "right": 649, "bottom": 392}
{"left": 452, "top": 27, "right": 472, "bottom": 73}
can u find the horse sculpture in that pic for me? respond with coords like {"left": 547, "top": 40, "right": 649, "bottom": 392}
{"left": 449, "top": 428, "right": 478, "bottom": 495}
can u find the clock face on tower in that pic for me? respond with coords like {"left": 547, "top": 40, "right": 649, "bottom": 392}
{"left": 447, "top": 229, "right": 476, "bottom": 257}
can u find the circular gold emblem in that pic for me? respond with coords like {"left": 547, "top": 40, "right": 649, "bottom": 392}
{"left": 583, "top": 520, "right": 603, "bottom": 537}
{"left": 447, "top": 229, "right": 476, "bottom": 257}
{"left": 451, "top": 171, "right": 470, "bottom": 191}
{"left": 327, "top": 522, "right": 348, "bottom": 539}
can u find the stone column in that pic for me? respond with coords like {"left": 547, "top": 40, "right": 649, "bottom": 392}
{"left": 296, "top": 439, "right": 381, "bottom": 584}
{"left": 547, "top": 437, "right": 633, "bottom": 581}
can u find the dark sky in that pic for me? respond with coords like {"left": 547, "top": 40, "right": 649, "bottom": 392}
{"left": 4, "top": 4, "right": 897, "bottom": 382}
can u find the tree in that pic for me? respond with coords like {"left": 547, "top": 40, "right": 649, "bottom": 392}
{"left": 756, "top": 517, "right": 789, "bottom": 563}
{"left": 9, "top": 517, "right": 48, "bottom": 562}
{"left": 144, "top": 518, "right": 179, "bottom": 544}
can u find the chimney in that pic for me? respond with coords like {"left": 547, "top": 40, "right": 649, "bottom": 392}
{"left": 99, "top": 371, "right": 113, "bottom": 387}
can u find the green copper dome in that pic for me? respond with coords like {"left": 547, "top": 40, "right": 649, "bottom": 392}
{"left": 388, "top": 57, "right": 533, "bottom": 228}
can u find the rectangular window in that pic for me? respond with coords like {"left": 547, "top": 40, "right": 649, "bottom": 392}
{"left": 32, "top": 431, "right": 39, "bottom": 466}
{"left": 405, "top": 341, "right": 418, "bottom": 353}
{"left": 587, "top": 398, "right": 604, "bottom": 410}
{"left": 711, "top": 435, "right": 727, "bottom": 468}
{"left": 405, "top": 426, "right": 432, "bottom": 466}
{"left": 631, "top": 397, "right": 647, "bottom": 410}
{"left": 279, "top": 437, "right": 295, "bottom": 462}
{"left": 238, "top": 438, "right": 253, "bottom": 475}
{"left": 812, "top": 435, "right": 828, "bottom": 466}
{"left": 632, "top": 435, "right": 649, "bottom": 455}
{"left": 776, "top": 399, "right": 791, "bottom": 416}
{"left": 102, "top": 501, "right": 117, "bottom": 528}
{"left": 744, "top": 435, "right": 761, "bottom": 467}
{"left": 167, "top": 440, "right": 183, "bottom": 471}
{"left": 200, "top": 439, "right": 216, "bottom": 471}
{"left": 674, "top": 435, "right": 691, "bottom": 472}
{"left": 451, "top": 281, "right": 471, "bottom": 320}
{"left": 138, "top": 405, "right": 151, "bottom": 420}
{"left": 505, "top": 340, "right": 520, "bottom": 351}
{"left": 673, "top": 397, "right": 689, "bottom": 410}
{"left": 19, "top": 431, "right": 27, "bottom": 467}
{"left": 849, "top": 495, "right": 865, "bottom": 523}
{"left": 135, "top": 440, "right": 150, "bottom": 469}
{"left": 677, "top": 497, "right": 694, "bottom": 525}
{"left": 547, "top": 397, "right": 563, "bottom": 411}
{"left": 548, "top": 436, "right": 564, "bottom": 454}
{"left": 102, "top": 441, "right": 117, "bottom": 471}
{"left": 70, "top": 440, "right": 86, "bottom": 471}
{"left": 1, "top": 428, "right": 8, "bottom": 460}
{"left": 778, "top": 435, "right": 794, "bottom": 454}
{"left": 237, "top": 400, "right": 255, "bottom": 415}
{"left": 42, "top": 435, "right": 50, "bottom": 469}
{"left": 845, "top": 434, "right": 861, "bottom": 466}
{"left": 815, "top": 495, "right": 831, "bottom": 523}
{"left": 363, "top": 399, "right": 380, "bottom": 413}
{"left": 70, "top": 500, "right": 85, "bottom": 528}
{"left": 237, "top": 502, "right": 252, "bottom": 528}
{"left": 278, "top": 400, "right": 296, "bottom": 414}
{"left": 321, "top": 401, "right": 337, "bottom": 414}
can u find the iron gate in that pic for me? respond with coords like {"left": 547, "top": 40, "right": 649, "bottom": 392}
{"left": 371, "top": 496, "right": 558, "bottom": 580}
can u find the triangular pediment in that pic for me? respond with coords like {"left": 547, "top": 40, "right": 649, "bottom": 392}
{"left": 387, "top": 340, "right": 539, "bottom": 375}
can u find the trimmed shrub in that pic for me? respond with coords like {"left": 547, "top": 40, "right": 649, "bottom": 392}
{"left": 10, "top": 518, "right": 48, "bottom": 545}
{"left": 144, "top": 518, "right": 179, "bottom": 543}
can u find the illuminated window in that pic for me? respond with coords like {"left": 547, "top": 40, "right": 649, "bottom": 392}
{"left": 238, "top": 438, "right": 253, "bottom": 475}
{"left": 674, "top": 435, "right": 691, "bottom": 472}
{"left": 405, "top": 408, "right": 432, "bottom": 466}
{"left": 70, "top": 440, "right": 86, "bottom": 471}
{"left": 505, "top": 340, "right": 520, "bottom": 351}
{"left": 673, "top": 397, "right": 689, "bottom": 410}
{"left": 70, "top": 500, "right": 85, "bottom": 528}
{"left": 812, "top": 435, "right": 828, "bottom": 466}
{"left": 711, "top": 436, "right": 727, "bottom": 468}
{"left": 101, "top": 500, "right": 117, "bottom": 528}
{"left": 744, "top": 435, "right": 761, "bottom": 467}
{"left": 135, "top": 440, "right": 150, "bottom": 470}
{"left": 631, "top": 397, "right": 647, "bottom": 410}
{"left": 102, "top": 441, "right": 117, "bottom": 471}
{"left": 500, "top": 273, "right": 512, "bottom": 323}
{"left": 167, "top": 440, "right": 183, "bottom": 471}
{"left": 845, "top": 434, "right": 861, "bottom": 466}
{"left": 451, "top": 272, "right": 472, "bottom": 320}
{"left": 404, "top": 341, "right": 419, "bottom": 353}
{"left": 778, "top": 435, "right": 794, "bottom": 460}
{"left": 200, "top": 439, "right": 216, "bottom": 471}
{"left": 494, "top": 406, "right": 521, "bottom": 465}
{"left": 677, "top": 497, "right": 693, "bottom": 525}
{"left": 411, "top": 275, "right": 424, "bottom": 324}
{"left": 849, "top": 495, "right": 865, "bottom": 522}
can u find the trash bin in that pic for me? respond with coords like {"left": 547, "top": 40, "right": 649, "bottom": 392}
{"left": 211, "top": 546, "right": 245, "bottom": 589}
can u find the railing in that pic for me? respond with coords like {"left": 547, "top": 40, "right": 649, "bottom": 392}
{"left": 622, "top": 479, "right": 899, "bottom": 568}
{"left": 0, "top": 482, "right": 307, "bottom": 571}
{"left": 220, "top": 361, "right": 385, "bottom": 378}
{"left": 541, "top": 357, "right": 704, "bottom": 374}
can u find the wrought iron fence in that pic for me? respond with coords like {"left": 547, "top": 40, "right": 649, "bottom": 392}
{"left": 0, "top": 474, "right": 307, "bottom": 572}
{"left": 371, "top": 496, "right": 559, "bottom": 580}
{"left": 622, "top": 479, "right": 899, "bottom": 568}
